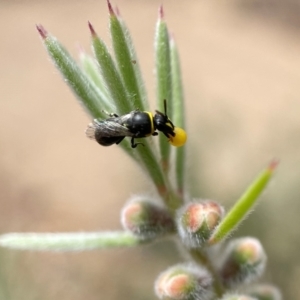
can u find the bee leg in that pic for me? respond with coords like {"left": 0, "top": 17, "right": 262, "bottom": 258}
{"left": 163, "top": 131, "right": 175, "bottom": 139}
{"left": 131, "top": 137, "right": 144, "bottom": 148}
{"left": 116, "top": 136, "right": 125, "bottom": 145}
{"left": 102, "top": 110, "right": 119, "bottom": 117}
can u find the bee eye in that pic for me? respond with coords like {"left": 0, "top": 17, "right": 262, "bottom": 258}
{"left": 168, "top": 127, "right": 187, "bottom": 147}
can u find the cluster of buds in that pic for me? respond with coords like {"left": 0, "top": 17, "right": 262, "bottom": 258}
{"left": 121, "top": 197, "right": 280, "bottom": 300}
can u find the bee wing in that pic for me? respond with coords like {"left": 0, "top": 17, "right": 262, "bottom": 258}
{"left": 85, "top": 119, "right": 133, "bottom": 140}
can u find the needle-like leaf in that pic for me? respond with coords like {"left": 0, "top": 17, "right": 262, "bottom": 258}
{"left": 170, "top": 36, "right": 185, "bottom": 196}
{"left": 89, "top": 22, "right": 131, "bottom": 115}
{"left": 209, "top": 160, "right": 279, "bottom": 245}
{"left": 155, "top": 6, "right": 172, "bottom": 170}
{"left": 36, "top": 25, "right": 106, "bottom": 119}
{"left": 79, "top": 48, "right": 112, "bottom": 111}
{"left": 108, "top": 0, "right": 147, "bottom": 111}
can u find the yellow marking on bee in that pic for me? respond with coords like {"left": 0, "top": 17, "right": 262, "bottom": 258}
{"left": 145, "top": 111, "right": 155, "bottom": 135}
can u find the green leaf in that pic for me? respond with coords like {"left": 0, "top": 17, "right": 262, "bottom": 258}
{"left": 40, "top": 30, "right": 107, "bottom": 119}
{"left": 0, "top": 231, "right": 142, "bottom": 251}
{"left": 37, "top": 25, "right": 139, "bottom": 161}
{"left": 109, "top": 6, "right": 148, "bottom": 111}
{"left": 95, "top": 8, "right": 169, "bottom": 196}
{"left": 170, "top": 37, "right": 185, "bottom": 196}
{"left": 79, "top": 49, "right": 112, "bottom": 111}
{"left": 155, "top": 8, "right": 172, "bottom": 169}
{"left": 209, "top": 160, "right": 278, "bottom": 245}
{"left": 89, "top": 22, "right": 131, "bottom": 115}
{"left": 107, "top": 6, "right": 167, "bottom": 182}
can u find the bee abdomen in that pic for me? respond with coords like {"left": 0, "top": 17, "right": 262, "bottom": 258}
{"left": 95, "top": 136, "right": 124, "bottom": 146}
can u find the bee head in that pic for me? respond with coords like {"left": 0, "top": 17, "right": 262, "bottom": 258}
{"left": 153, "top": 100, "right": 187, "bottom": 147}
{"left": 154, "top": 110, "right": 175, "bottom": 135}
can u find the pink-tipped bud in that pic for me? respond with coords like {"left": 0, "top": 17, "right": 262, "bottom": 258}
{"left": 247, "top": 284, "right": 282, "bottom": 300}
{"left": 219, "top": 237, "right": 267, "bottom": 288}
{"left": 155, "top": 264, "right": 212, "bottom": 300}
{"left": 121, "top": 196, "right": 175, "bottom": 240}
{"left": 219, "top": 294, "right": 258, "bottom": 300}
{"left": 177, "top": 200, "right": 224, "bottom": 248}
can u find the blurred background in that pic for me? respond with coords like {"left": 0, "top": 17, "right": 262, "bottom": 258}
{"left": 1, "top": 0, "right": 300, "bottom": 298}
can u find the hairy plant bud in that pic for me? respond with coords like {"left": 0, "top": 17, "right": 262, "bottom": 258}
{"left": 121, "top": 196, "right": 175, "bottom": 240}
{"left": 177, "top": 200, "right": 224, "bottom": 248}
{"left": 219, "top": 237, "right": 267, "bottom": 288}
{"left": 247, "top": 284, "right": 282, "bottom": 300}
{"left": 155, "top": 263, "right": 212, "bottom": 300}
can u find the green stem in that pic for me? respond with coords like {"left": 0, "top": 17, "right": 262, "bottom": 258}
{"left": 189, "top": 248, "right": 224, "bottom": 297}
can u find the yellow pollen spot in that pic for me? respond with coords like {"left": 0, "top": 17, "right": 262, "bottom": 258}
{"left": 168, "top": 127, "right": 187, "bottom": 147}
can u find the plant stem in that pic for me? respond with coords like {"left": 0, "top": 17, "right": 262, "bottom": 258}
{"left": 189, "top": 248, "right": 225, "bottom": 297}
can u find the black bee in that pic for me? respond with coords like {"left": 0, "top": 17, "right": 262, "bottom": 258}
{"left": 86, "top": 100, "right": 187, "bottom": 148}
